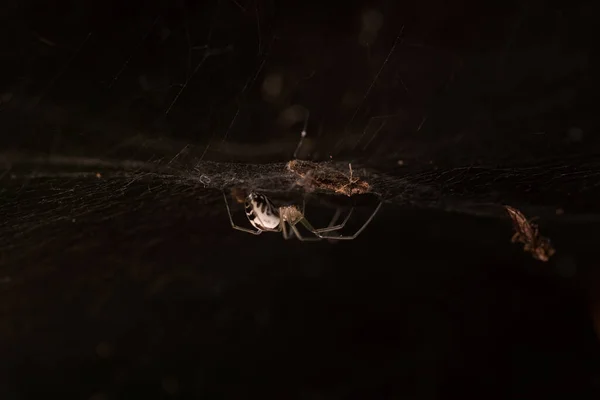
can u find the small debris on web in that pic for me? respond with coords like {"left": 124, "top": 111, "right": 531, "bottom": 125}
{"left": 505, "top": 205, "right": 555, "bottom": 262}
{"left": 286, "top": 159, "right": 371, "bottom": 196}
{"left": 198, "top": 174, "right": 211, "bottom": 187}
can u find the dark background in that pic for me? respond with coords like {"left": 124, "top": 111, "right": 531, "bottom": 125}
{"left": 1, "top": 0, "right": 599, "bottom": 398}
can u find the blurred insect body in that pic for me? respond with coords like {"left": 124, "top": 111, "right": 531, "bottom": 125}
{"left": 224, "top": 191, "right": 382, "bottom": 241}
{"left": 505, "top": 205, "right": 555, "bottom": 262}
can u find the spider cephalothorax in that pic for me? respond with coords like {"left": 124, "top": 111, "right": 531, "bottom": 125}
{"left": 224, "top": 191, "right": 382, "bottom": 241}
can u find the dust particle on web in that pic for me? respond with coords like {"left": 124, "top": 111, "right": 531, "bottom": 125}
{"left": 286, "top": 160, "right": 371, "bottom": 196}
{"left": 198, "top": 174, "right": 211, "bottom": 186}
{"left": 505, "top": 205, "right": 555, "bottom": 262}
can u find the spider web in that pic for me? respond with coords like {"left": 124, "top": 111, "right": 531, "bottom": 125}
{"left": 2, "top": 149, "right": 599, "bottom": 256}
{"left": 0, "top": 2, "right": 598, "bottom": 397}
{"left": 0, "top": 0, "right": 596, "bottom": 264}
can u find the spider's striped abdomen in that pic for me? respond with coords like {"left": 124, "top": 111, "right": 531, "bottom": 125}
{"left": 245, "top": 192, "right": 280, "bottom": 230}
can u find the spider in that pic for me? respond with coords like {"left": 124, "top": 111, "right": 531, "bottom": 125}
{"left": 223, "top": 191, "right": 382, "bottom": 241}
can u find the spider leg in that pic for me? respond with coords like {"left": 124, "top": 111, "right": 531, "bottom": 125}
{"left": 222, "top": 191, "right": 263, "bottom": 235}
{"left": 289, "top": 223, "right": 322, "bottom": 241}
{"left": 293, "top": 207, "right": 353, "bottom": 235}
{"left": 312, "top": 208, "right": 354, "bottom": 233}
{"left": 295, "top": 208, "right": 350, "bottom": 235}
{"left": 328, "top": 208, "right": 342, "bottom": 227}
{"left": 302, "top": 196, "right": 306, "bottom": 215}
{"left": 282, "top": 221, "right": 295, "bottom": 240}
{"left": 233, "top": 225, "right": 264, "bottom": 235}
{"left": 315, "top": 201, "right": 383, "bottom": 240}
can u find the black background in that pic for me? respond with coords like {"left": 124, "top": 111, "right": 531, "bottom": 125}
{"left": 1, "top": 0, "right": 599, "bottom": 398}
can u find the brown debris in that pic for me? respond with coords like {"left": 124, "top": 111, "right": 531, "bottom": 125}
{"left": 286, "top": 160, "right": 371, "bottom": 197}
{"left": 505, "top": 205, "right": 555, "bottom": 262}
{"left": 230, "top": 187, "right": 247, "bottom": 204}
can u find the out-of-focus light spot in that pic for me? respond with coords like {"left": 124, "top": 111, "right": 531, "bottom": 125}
{"left": 95, "top": 172, "right": 102, "bottom": 178}
{"left": 96, "top": 342, "right": 113, "bottom": 359}
{"left": 567, "top": 126, "right": 584, "bottom": 142}
{"left": 36, "top": 34, "right": 56, "bottom": 47}
{"left": 1, "top": 92, "right": 13, "bottom": 104}
{"left": 555, "top": 256, "right": 576, "bottom": 278}
{"left": 261, "top": 73, "right": 283, "bottom": 101}
{"left": 359, "top": 9, "right": 384, "bottom": 46}
{"left": 276, "top": 104, "right": 307, "bottom": 129}
{"left": 162, "top": 376, "right": 179, "bottom": 395}
{"left": 159, "top": 27, "right": 171, "bottom": 42}
{"left": 341, "top": 90, "right": 361, "bottom": 108}
{"left": 138, "top": 75, "right": 150, "bottom": 92}
{"left": 397, "top": 160, "right": 404, "bottom": 166}
{"left": 88, "top": 392, "right": 108, "bottom": 400}
{"left": 555, "top": 208, "right": 564, "bottom": 215}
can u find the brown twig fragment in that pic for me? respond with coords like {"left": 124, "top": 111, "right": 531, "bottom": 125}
{"left": 505, "top": 205, "right": 555, "bottom": 262}
{"left": 286, "top": 160, "right": 371, "bottom": 196}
